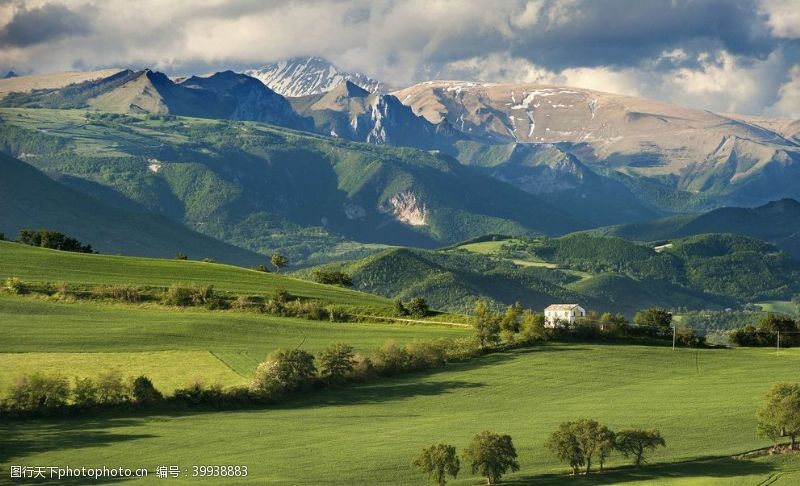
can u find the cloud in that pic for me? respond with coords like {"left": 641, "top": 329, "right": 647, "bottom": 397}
{"left": 0, "top": 2, "right": 93, "bottom": 47}
{"left": 769, "top": 65, "right": 800, "bottom": 118}
{"left": 759, "top": 0, "right": 800, "bottom": 38}
{"left": 0, "top": 0, "right": 796, "bottom": 117}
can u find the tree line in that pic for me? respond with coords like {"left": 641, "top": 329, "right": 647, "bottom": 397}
{"left": 412, "top": 422, "right": 666, "bottom": 485}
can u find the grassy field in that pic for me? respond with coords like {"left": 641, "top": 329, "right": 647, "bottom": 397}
{"left": 0, "top": 294, "right": 466, "bottom": 393}
{"left": 757, "top": 300, "right": 799, "bottom": 316}
{"left": 0, "top": 241, "right": 389, "bottom": 308}
{"left": 3, "top": 344, "right": 800, "bottom": 484}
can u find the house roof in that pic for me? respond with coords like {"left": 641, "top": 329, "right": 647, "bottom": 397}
{"left": 545, "top": 304, "right": 583, "bottom": 311}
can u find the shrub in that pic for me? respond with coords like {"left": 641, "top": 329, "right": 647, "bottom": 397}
{"left": 407, "top": 297, "right": 430, "bottom": 317}
{"left": 250, "top": 349, "right": 317, "bottom": 397}
{"left": 132, "top": 376, "right": 163, "bottom": 404}
{"left": 406, "top": 341, "right": 447, "bottom": 371}
{"left": 394, "top": 299, "right": 409, "bottom": 317}
{"left": 3, "top": 276, "right": 26, "bottom": 294}
{"left": 7, "top": 373, "right": 70, "bottom": 411}
{"left": 162, "top": 284, "right": 218, "bottom": 308}
{"left": 95, "top": 370, "right": 130, "bottom": 405}
{"left": 92, "top": 285, "right": 145, "bottom": 303}
{"left": 371, "top": 340, "right": 410, "bottom": 376}
{"left": 252, "top": 264, "right": 269, "bottom": 272}
{"left": 175, "top": 252, "right": 188, "bottom": 260}
{"left": 72, "top": 377, "right": 99, "bottom": 407}
{"left": 349, "top": 353, "right": 375, "bottom": 381}
{"left": 312, "top": 270, "right": 353, "bottom": 287}
{"left": 201, "top": 258, "right": 215, "bottom": 263}
{"left": 283, "top": 299, "right": 329, "bottom": 320}
{"left": 444, "top": 337, "right": 483, "bottom": 361}
{"left": 318, "top": 343, "right": 356, "bottom": 385}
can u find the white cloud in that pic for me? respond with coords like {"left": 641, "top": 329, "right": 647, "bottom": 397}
{"left": 759, "top": 0, "right": 800, "bottom": 38}
{"left": 769, "top": 65, "right": 800, "bottom": 119}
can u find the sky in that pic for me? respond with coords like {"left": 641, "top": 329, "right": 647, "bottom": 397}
{"left": 0, "top": 0, "right": 798, "bottom": 118}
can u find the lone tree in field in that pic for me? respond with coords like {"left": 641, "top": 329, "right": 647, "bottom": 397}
{"left": 757, "top": 382, "right": 800, "bottom": 450}
{"left": 615, "top": 429, "right": 666, "bottom": 467}
{"left": 547, "top": 420, "right": 613, "bottom": 475}
{"left": 473, "top": 300, "right": 501, "bottom": 349}
{"left": 318, "top": 343, "right": 356, "bottom": 385}
{"left": 413, "top": 443, "right": 460, "bottom": 486}
{"left": 463, "top": 431, "right": 519, "bottom": 485}
{"left": 271, "top": 251, "right": 288, "bottom": 273}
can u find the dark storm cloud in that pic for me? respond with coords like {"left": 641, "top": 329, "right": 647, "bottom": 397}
{"left": 0, "top": 3, "right": 93, "bottom": 47}
{"left": 507, "top": 0, "right": 776, "bottom": 70}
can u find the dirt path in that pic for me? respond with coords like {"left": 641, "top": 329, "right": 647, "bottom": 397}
{"left": 354, "top": 314, "right": 472, "bottom": 328}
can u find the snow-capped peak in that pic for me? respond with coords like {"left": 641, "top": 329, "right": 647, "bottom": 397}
{"left": 244, "top": 57, "right": 386, "bottom": 98}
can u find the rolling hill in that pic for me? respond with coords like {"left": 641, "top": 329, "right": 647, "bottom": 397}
{"left": 588, "top": 198, "right": 800, "bottom": 260}
{"left": 301, "top": 233, "right": 800, "bottom": 314}
{"left": 0, "top": 152, "right": 263, "bottom": 265}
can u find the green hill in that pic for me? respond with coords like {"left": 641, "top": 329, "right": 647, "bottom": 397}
{"left": 588, "top": 198, "right": 800, "bottom": 259}
{"left": 0, "top": 151, "right": 263, "bottom": 265}
{"left": 302, "top": 233, "right": 800, "bottom": 314}
{"left": 0, "top": 108, "right": 585, "bottom": 265}
{"left": 0, "top": 239, "right": 388, "bottom": 307}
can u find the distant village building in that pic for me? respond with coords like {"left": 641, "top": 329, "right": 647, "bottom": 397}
{"left": 544, "top": 304, "right": 586, "bottom": 328}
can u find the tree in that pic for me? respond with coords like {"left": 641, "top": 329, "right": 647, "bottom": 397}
{"left": 175, "top": 252, "right": 188, "bottom": 260}
{"left": 95, "top": 370, "right": 130, "bottom": 405}
{"left": 72, "top": 377, "right": 99, "bottom": 407}
{"left": 463, "top": 431, "right": 519, "bottom": 485}
{"left": 474, "top": 300, "right": 501, "bottom": 349}
{"left": 573, "top": 419, "right": 614, "bottom": 474}
{"left": 519, "top": 310, "right": 546, "bottom": 343}
{"left": 132, "top": 375, "right": 163, "bottom": 404}
{"left": 312, "top": 270, "right": 353, "bottom": 287}
{"left": 394, "top": 299, "right": 409, "bottom": 317}
{"left": 250, "top": 349, "right": 316, "bottom": 396}
{"left": 634, "top": 308, "right": 672, "bottom": 329}
{"left": 7, "top": 373, "right": 70, "bottom": 411}
{"left": 546, "top": 422, "right": 584, "bottom": 475}
{"left": 757, "top": 383, "right": 800, "bottom": 450}
{"left": 408, "top": 297, "right": 430, "bottom": 317}
{"left": 500, "top": 302, "right": 523, "bottom": 333}
{"left": 615, "top": 429, "right": 666, "bottom": 467}
{"left": 18, "top": 229, "right": 92, "bottom": 253}
{"left": 271, "top": 252, "right": 288, "bottom": 273}
{"left": 253, "top": 264, "right": 270, "bottom": 272}
{"left": 318, "top": 343, "right": 355, "bottom": 385}
{"left": 413, "top": 444, "right": 460, "bottom": 486}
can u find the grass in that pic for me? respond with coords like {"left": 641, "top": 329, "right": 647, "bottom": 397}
{"left": 0, "top": 241, "right": 389, "bottom": 308}
{"left": 0, "top": 294, "right": 466, "bottom": 390}
{"left": 0, "top": 351, "right": 248, "bottom": 393}
{"left": 3, "top": 344, "right": 800, "bottom": 484}
{"left": 757, "top": 300, "right": 799, "bottom": 316}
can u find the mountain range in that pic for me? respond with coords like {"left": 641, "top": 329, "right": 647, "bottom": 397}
{"left": 0, "top": 57, "right": 798, "bottom": 279}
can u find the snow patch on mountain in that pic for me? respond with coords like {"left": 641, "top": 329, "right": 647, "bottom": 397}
{"left": 244, "top": 57, "right": 385, "bottom": 97}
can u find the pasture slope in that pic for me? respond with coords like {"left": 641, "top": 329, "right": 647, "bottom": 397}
{"left": 2, "top": 345, "right": 800, "bottom": 484}
{"left": 0, "top": 241, "right": 464, "bottom": 392}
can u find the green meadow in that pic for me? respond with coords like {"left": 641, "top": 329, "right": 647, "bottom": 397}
{"left": 3, "top": 345, "right": 800, "bottom": 484}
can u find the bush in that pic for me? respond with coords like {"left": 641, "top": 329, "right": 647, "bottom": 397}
{"left": 252, "top": 265, "right": 269, "bottom": 273}
{"left": 394, "top": 299, "right": 409, "bottom": 317}
{"left": 175, "top": 252, "right": 188, "bottom": 260}
{"left": 92, "top": 285, "right": 145, "bottom": 303}
{"left": 406, "top": 341, "right": 447, "bottom": 370}
{"left": 162, "top": 284, "right": 219, "bottom": 308}
{"left": 132, "top": 376, "right": 163, "bottom": 404}
{"left": 283, "top": 299, "right": 329, "bottom": 320}
{"left": 407, "top": 297, "right": 430, "bottom": 317}
{"left": 312, "top": 270, "right": 353, "bottom": 287}
{"left": 72, "top": 377, "right": 99, "bottom": 407}
{"left": 250, "top": 349, "right": 317, "bottom": 397}
{"left": 371, "top": 340, "right": 410, "bottom": 376}
{"left": 7, "top": 373, "right": 70, "bottom": 411}
{"left": 95, "top": 370, "right": 130, "bottom": 405}
{"left": 3, "top": 276, "right": 26, "bottom": 294}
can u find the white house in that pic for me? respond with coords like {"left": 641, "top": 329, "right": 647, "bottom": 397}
{"left": 544, "top": 304, "right": 586, "bottom": 328}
